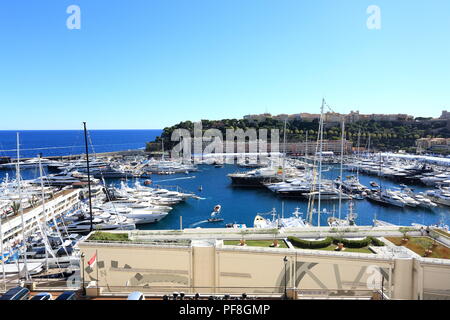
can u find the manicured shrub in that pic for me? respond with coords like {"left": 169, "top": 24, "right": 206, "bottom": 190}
{"left": 368, "top": 236, "right": 385, "bottom": 247}
{"left": 332, "top": 237, "right": 371, "bottom": 248}
{"left": 287, "top": 236, "right": 333, "bottom": 249}
{"left": 288, "top": 236, "right": 385, "bottom": 249}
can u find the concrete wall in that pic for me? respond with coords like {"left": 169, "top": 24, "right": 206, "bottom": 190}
{"left": 192, "top": 246, "right": 215, "bottom": 293}
{"left": 79, "top": 236, "right": 450, "bottom": 299}
{"left": 81, "top": 243, "right": 192, "bottom": 293}
{"left": 80, "top": 241, "right": 398, "bottom": 297}
{"left": 215, "top": 248, "right": 394, "bottom": 296}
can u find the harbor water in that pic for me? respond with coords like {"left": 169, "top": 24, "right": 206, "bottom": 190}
{"left": 0, "top": 129, "right": 448, "bottom": 229}
{"left": 2, "top": 161, "right": 449, "bottom": 229}
{"left": 132, "top": 164, "right": 450, "bottom": 229}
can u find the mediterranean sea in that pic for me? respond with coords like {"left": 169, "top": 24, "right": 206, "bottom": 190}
{"left": 0, "top": 130, "right": 162, "bottom": 159}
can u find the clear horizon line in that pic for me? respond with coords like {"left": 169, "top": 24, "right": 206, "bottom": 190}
{"left": 0, "top": 128, "right": 163, "bottom": 131}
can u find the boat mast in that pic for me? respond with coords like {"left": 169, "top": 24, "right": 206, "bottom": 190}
{"left": 0, "top": 206, "right": 5, "bottom": 292}
{"left": 356, "top": 128, "right": 361, "bottom": 181}
{"left": 38, "top": 155, "right": 49, "bottom": 271}
{"left": 282, "top": 119, "right": 287, "bottom": 182}
{"left": 317, "top": 99, "right": 325, "bottom": 227}
{"left": 16, "top": 133, "right": 30, "bottom": 281}
{"left": 378, "top": 152, "right": 383, "bottom": 193}
{"left": 338, "top": 119, "right": 345, "bottom": 220}
{"left": 83, "top": 122, "right": 93, "bottom": 233}
{"left": 305, "top": 131, "right": 308, "bottom": 162}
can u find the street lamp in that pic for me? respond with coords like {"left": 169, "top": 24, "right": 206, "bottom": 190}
{"left": 283, "top": 256, "right": 288, "bottom": 300}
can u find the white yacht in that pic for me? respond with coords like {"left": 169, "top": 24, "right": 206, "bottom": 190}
{"left": 420, "top": 173, "right": 450, "bottom": 186}
{"left": 305, "top": 187, "right": 352, "bottom": 200}
{"left": 424, "top": 188, "right": 450, "bottom": 207}
{"left": 63, "top": 216, "right": 136, "bottom": 233}
{"left": 414, "top": 194, "right": 438, "bottom": 209}
{"left": 101, "top": 207, "right": 168, "bottom": 225}
{"left": 279, "top": 208, "right": 311, "bottom": 228}
{"left": 390, "top": 189, "right": 420, "bottom": 207}
{"left": 334, "top": 175, "right": 368, "bottom": 195}
{"left": 380, "top": 190, "right": 407, "bottom": 207}
{"left": 253, "top": 209, "right": 279, "bottom": 228}
{"left": 0, "top": 262, "right": 44, "bottom": 276}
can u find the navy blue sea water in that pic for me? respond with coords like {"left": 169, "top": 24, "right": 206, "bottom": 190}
{"left": 0, "top": 130, "right": 162, "bottom": 159}
{"left": 3, "top": 163, "right": 450, "bottom": 229}
{"left": 136, "top": 165, "right": 450, "bottom": 229}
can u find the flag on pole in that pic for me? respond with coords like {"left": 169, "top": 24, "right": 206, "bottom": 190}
{"left": 88, "top": 252, "right": 97, "bottom": 267}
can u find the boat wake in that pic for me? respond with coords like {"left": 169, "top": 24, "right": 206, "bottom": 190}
{"left": 189, "top": 220, "right": 209, "bottom": 227}
{"left": 153, "top": 176, "right": 196, "bottom": 183}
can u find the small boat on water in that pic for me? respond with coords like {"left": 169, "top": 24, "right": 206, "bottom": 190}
{"left": 207, "top": 205, "right": 223, "bottom": 222}
{"left": 370, "top": 181, "right": 379, "bottom": 188}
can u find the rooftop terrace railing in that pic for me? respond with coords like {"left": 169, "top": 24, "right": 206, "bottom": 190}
{"left": 80, "top": 239, "right": 192, "bottom": 249}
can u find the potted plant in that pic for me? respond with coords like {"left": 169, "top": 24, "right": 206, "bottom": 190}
{"left": 336, "top": 228, "right": 345, "bottom": 251}
{"left": 431, "top": 239, "right": 438, "bottom": 249}
{"left": 270, "top": 228, "right": 280, "bottom": 247}
{"left": 239, "top": 230, "right": 248, "bottom": 246}
{"left": 399, "top": 227, "right": 411, "bottom": 244}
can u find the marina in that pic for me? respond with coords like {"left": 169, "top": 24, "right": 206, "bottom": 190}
{"left": 3, "top": 159, "right": 449, "bottom": 232}
{"left": 1, "top": 120, "right": 450, "bottom": 301}
{"left": 1, "top": 0, "right": 450, "bottom": 308}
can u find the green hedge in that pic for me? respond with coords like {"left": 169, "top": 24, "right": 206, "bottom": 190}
{"left": 332, "top": 237, "right": 371, "bottom": 248}
{"left": 287, "top": 236, "right": 333, "bottom": 249}
{"left": 368, "top": 236, "right": 385, "bottom": 247}
{"left": 288, "top": 236, "right": 384, "bottom": 249}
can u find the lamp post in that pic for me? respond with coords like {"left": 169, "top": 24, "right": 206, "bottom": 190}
{"left": 283, "top": 256, "right": 288, "bottom": 300}
{"left": 81, "top": 253, "right": 85, "bottom": 295}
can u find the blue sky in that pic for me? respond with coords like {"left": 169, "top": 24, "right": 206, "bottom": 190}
{"left": 0, "top": 0, "right": 449, "bottom": 129}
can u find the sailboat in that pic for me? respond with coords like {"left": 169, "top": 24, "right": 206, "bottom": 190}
{"left": 327, "top": 200, "right": 358, "bottom": 227}
{"left": 207, "top": 205, "right": 223, "bottom": 222}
